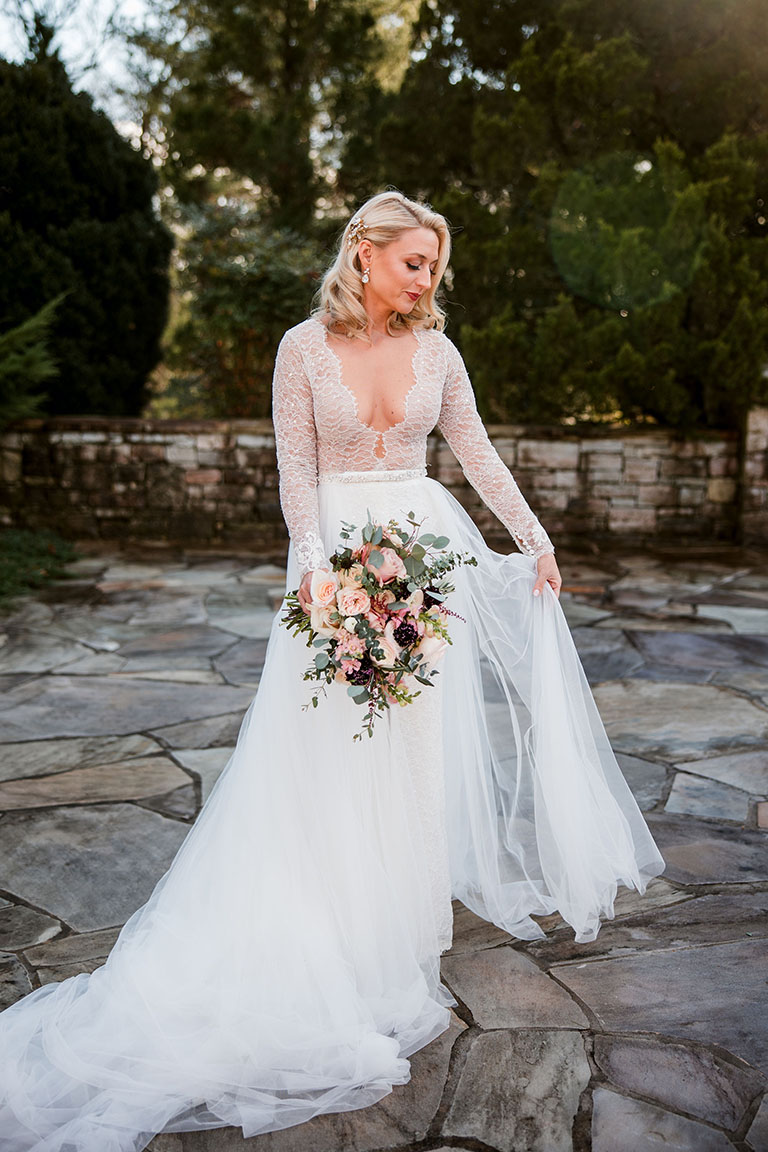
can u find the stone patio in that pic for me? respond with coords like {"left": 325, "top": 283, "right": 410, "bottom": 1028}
{"left": 0, "top": 543, "right": 767, "bottom": 1151}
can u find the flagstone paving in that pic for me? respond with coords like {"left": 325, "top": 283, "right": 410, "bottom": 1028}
{"left": 1, "top": 543, "right": 767, "bottom": 1151}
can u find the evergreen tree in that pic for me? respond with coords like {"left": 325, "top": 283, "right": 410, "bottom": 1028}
{"left": 151, "top": 202, "right": 323, "bottom": 418}
{"left": 338, "top": 0, "right": 768, "bottom": 430}
{"left": 0, "top": 293, "right": 64, "bottom": 426}
{"left": 0, "top": 19, "right": 173, "bottom": 416}
{"left": 131, "top": 0, "right": 394, "bottom": 231}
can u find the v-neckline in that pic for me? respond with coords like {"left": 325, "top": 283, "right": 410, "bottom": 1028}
{"left": 313, "top": 316, "right": 423, "bottom": 456}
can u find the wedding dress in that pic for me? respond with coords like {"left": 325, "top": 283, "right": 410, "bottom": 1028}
{"left": 0, "top": 316, "right": 664, "bottom": 1151}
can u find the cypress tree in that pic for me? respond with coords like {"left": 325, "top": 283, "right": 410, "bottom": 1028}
{"left": 0, "top": 20, "right": 173, "bottom": 416}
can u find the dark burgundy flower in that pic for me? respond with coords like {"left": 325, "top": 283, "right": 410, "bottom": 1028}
{"left": 393, "top": 619, "right": 419, "bottom": 647}
{"left": 346, "top": 656, "right": 373, "bottom": 685}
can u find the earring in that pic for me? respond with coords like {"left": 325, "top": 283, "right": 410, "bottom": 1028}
{"left": 361, "top": 267, "right": 370, "bottom": 284}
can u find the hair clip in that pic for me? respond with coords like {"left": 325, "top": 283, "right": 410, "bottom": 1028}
{"left": 346, "top": 216, "right": 367, "bottom": 248}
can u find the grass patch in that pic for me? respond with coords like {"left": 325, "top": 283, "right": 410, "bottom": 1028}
{"left": 0, "top": 529, "right": 79, "bottom": 603}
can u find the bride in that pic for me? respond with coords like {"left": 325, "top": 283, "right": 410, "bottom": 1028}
{"left": 0, "top": 190, "right": 664, "bottom": 1151}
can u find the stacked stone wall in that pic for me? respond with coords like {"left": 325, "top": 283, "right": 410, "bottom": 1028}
{"left": 742, "top": 408, "right": 768, "bottom": 544}
{"left": 0, "top": 415, "right": 752, "bottom": 553}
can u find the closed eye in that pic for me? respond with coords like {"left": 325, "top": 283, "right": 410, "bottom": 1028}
{"left": 407, "top": 262, "right": 437, "bottom": 275}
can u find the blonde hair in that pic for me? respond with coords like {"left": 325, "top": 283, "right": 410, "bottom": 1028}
{"left": 310, "top": 190, "right": 451, "bottom": 341}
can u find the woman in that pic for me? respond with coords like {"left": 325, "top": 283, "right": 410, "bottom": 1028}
{"left": 0, "top": 190, "right": 664, "bottom": 1151}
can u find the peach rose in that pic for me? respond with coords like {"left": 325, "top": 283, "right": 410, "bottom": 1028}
{"left": 309, "top": 603, "right": 338, "bottom": 638}
{"left": 337, "top": 563, "right": 365, "bottom": 589}
{"left": 337, "top": 586, "right": 371, "bottom": 617}
{"left": 310, "top": 568, "right": 339, "bottom": 607}
{"left": 365, "top": 546, "right": 407, "bottom": 585}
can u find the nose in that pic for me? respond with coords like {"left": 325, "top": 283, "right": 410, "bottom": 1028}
{"left": 415, "top": 271, "right": 431, "bottom": 292}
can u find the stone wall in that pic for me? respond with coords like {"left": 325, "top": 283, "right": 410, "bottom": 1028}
{"left": 0, "top": 413, "right": 760, "bottom": 554}
{"left": 742, "top": 408, "right": 768, "bottom": 544}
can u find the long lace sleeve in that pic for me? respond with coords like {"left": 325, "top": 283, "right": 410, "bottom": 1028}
{"left": 271, "top": 329, "right": 329, "bottom": 578}
{"left": 437, "top": 336, "right": 555, "bottom": 559}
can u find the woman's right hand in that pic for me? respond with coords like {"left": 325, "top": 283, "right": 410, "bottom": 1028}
{"left": 297, "top": 571, "right": 315, "bottom": 615}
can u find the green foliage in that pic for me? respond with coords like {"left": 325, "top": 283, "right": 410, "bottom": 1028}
{"left": 0, "top": 529, "right": 78, "bottom": 604}
{"left": 150, "top": 203, "right": 324, "bottom": 417}
{"left": 133, "top": 0, "right": 389, "bottom": 230}
{"left": 336, "top": 0, "right": 768, "bottom": 430}
{"left": 0, "top": 293, "right": 66, "bottom": 426}
{"left": 0, "top": 31, "right": 173, "bottom": 416}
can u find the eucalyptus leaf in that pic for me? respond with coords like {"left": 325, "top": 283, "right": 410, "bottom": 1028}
{"left": 366, "top": 549, "right": 384, "bottom": 568}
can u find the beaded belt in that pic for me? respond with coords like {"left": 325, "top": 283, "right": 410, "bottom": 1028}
{"left": 318, "top": 467, "right": 427, "bottom": 484}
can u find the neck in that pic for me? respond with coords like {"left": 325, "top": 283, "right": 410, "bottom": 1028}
{"left": 362, "top": 293, "right": 392, "bottom": 336}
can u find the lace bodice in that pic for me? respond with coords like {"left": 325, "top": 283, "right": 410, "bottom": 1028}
{"left": 271, "top": 316, "right": 555, "bottom": 576}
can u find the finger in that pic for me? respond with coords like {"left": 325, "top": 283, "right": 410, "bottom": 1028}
{"left": 548, "top": 573, "right": 562, "bottom": 599}
{"left": 533, "top": 574, "right": 547, "bottom": 598}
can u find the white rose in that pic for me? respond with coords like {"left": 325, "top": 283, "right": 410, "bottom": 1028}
{"left": 370, "top": 619, "right": 402, "bottom": 668}
{"left": 413, "top": 633, "right": 449, "bottom": 670}
{"left": 343, "top": 616, "right": 357, "bottom": 632}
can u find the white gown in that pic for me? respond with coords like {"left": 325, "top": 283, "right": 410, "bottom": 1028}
{"left": 0, "top": 316, "right": 665, "bottom": 1151}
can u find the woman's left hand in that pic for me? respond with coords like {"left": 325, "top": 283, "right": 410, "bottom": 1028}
{"left": 533, "top": 553, "right": 562, "bottom": 599}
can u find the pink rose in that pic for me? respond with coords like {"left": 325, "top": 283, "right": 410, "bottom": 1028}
{"left": 310, "top": 568, "right": 339, "bottom": 608}
{"left": 336, "top": 586, "right": 371, "bottom": 617}
{"left": 365, "top": 546, "right": 407, "bottom": 585}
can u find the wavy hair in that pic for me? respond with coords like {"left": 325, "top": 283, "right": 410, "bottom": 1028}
{"left": 310, "top": 190, "right": 452, "bottom": 341}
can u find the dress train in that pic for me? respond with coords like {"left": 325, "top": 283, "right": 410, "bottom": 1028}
{"left": 0, "top": 468, "right": 664, "bottom": 1151}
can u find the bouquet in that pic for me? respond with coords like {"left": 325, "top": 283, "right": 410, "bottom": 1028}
{"left": 280, "top": 509, "right": 478, "bottom": 740}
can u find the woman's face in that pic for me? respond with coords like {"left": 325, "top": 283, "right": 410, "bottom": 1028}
{"left": 358, "top": 227, "right": 440, "bottom": 316}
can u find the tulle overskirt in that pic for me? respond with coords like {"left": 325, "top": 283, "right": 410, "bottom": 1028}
{"left": 0, "top": 470, "right": 664, "bottom": 1151}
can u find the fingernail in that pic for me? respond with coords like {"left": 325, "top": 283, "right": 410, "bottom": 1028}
{"left": 533, "top": 589, "right": 540, "bottom": 597}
